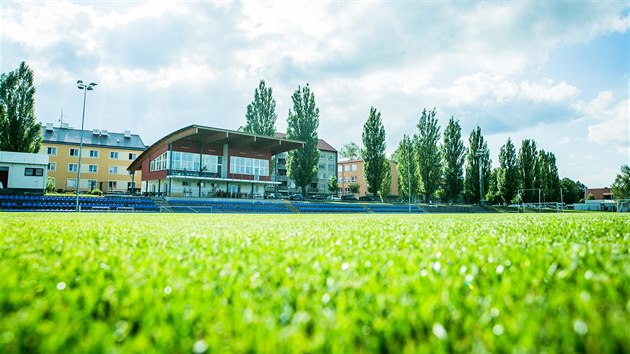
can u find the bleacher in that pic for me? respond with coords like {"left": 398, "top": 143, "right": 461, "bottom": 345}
{"left": 165, "top": 198, "right": 291, "bottom": 214}
{"left": 0, "top": 194, "right": 159, "bottom": 212}
{"left": 366, "top": 204, "right": 424, "bottom": 213}
{"left": 293, "top": 202, "right": 366, "bottom": 213}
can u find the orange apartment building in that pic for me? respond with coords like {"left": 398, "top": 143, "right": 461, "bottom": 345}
{"left": 337, "top": 158, "right": 399, "bottom": 197}
{"left": 41, "top": 123, "right": 146, "bottom": 193}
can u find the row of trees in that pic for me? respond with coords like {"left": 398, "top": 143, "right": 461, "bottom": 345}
{"left": 388, "top": 108, "right": 589, "bottom": 205}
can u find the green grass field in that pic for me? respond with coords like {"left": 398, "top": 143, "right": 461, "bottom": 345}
{"left": 1, "top": 213, "right": 628, "bottom": 353}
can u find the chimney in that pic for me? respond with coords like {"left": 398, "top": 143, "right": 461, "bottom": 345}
{"left": 100, "top": 129, "right": 108, "bottom": 136}
{"left": 93, "top": 129, "right": 100, "bottom": 135}
{"left": 124, "top": 130, "right": 131, "bottom": 139}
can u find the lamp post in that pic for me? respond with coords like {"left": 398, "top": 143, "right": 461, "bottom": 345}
{"left": 75, "top": 80, "right": 97, "bottom": 212}
{"left": 406, "top": 134, "right": 411, "bottom": 213}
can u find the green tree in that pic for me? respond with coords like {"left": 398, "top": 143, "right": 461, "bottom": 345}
{"left": 518, "top": 139, "right": 538, "bottom": 203}
{"left": 349, "top": 182, "right": 360, "bottom": 194}
{"left": 560, "top": 177, "right": 583, "bottom": 205}
{"left": 611, "top": 165, "right": 630, "bottom": 200}
{"left": 361, "top": 107, "right": 386, "bottom": 197}
{"left": 415, "top": 108, "right": 442, "bottom": 202}
{"left": 286, "top": 84, "right": 320, "bottom": 195}
{"left": 379, "top": 160, "right": 391, "bottom": 200}
{"left": 536, "top": 150, "right": 560, "bottom": 202}
{"left": 0, "top": 61, "right": 42, "bottom": 152}
{"left": 340, "top": 142, "right": 361, "bottom": 159}
{"left": 464, "top": 126, "right": 491, "bottom": 204}
{"left": 327, "top": 175, "right": 338, "bottom": 195}
{"left": 395, "top": 135, "right": 418, "bottom": 199}
{"left": 486, "top": 167, "right": 502, "bottom": 204}
{"left": 496, "top": 138, "right": 519, "bottom": 204}
{"left": 441, "top": 117, "right": 465, "bottom": 202}
{"left": 243, "top": 80, "right": 277, "bottom": 137}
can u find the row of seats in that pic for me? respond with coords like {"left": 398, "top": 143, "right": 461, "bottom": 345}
{"left": 0, "top": 194, "right": 158, "bottom": 212}
{"left": 368, "top": 205, "right": 424, "bottom": 213}
{"left": 293, "top": 202, "right": 365, "bottom": 213}
{"left": 166, "top": 198, "right": 291, "bottom": 214}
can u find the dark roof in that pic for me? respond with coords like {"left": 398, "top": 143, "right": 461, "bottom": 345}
{"left": 585, "top": 187, "right": 612, "bottom": 200}
{"left": 42, "top": 126, "right": 146, "bottom": 150}
{"left": 128, "top": 125, "right": 305, "bottom": 171}
{"left": 274, "top": 133, "right": 337, "bottom": 152}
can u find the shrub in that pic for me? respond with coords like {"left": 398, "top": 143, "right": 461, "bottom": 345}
{"left": 90, "top": 189, "right": 103, "bottom": 196}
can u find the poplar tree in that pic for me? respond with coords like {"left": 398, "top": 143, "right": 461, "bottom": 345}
{"left": 497, "top": 138, "right": 519, "bottom": 204}
{"left": 415, "top": 108, "right": 441, "bottom": 202}
{"left": 395, "top": 135, "right": 418, "bottom": 199}
{"left": 361, "top": 107, "right": 386, "bottom": 196}
{"left": 286, "top": 84, "right": 320, "bottom": 195}
{"left": 464, "top": 126, "right": 491, "bottom": 204}
{"left": 0, "top": 61, "right": 42, "bottom": 153}
{"left": 518, "top": 139, "right": 538, "bottom": 202}
{"left": 243, "top": 80, "right": 277, "bottom": 137}
{"left": 441, "top": 117, "right": 465, "bottom": 202}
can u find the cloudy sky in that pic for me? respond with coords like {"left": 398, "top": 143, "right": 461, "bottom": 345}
{"left": 1, "top": 1, "right": 628, "bottom": 187}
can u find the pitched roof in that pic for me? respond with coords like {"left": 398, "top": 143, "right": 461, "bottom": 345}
{"left": 275, "top": 133, "right": 337, "bottom": 152}
{"left": 42, "top": 126, "right": 146, "bottom": 150}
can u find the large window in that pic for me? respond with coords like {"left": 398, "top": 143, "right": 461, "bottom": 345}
{"left": 150, "top": 152, "right": 168, "bottom": 172}
{"left": 47, "top": 147, "right": 57, "bottom": 155}
{"left": 88, "top": 165, "right": 98, "bottom": 173}
{"left": 110, "top": 151, "right": 119, "bottom": 159}
{"left": 48, "top": 162, "right": 56, "bottom": 171}
{"left": 109, "top": 166, "right": 118, "bottom": 174}
{"left": 129, "top": 153, "right": 137, "bottom": 160}
{"left": 70, "top": 148, "right": 79, "bottom": 156}
{"left": 89, "top": 150, "right": 99, "bottom": 158}
{"left": 229, "top": 156, "right": 269, "bottom": 176}
{"left": 67, "top": 179, "right": 77, "bottom": 188}
{"left": 108, "top": 181, "right": 117, "bottom": 189}
{"left": 68, "top": 164, "right": 78, "bottom": 172}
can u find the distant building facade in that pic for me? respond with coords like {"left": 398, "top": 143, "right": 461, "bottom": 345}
{"left": 41, "top": 123, "right": 146, "bottom": 193}
{"left": 272, "top": 133, "right": 338, "bottom": 195}
{"left": 337, "top": 158, "right": 399, "bottom": 196}
{"left": 0, "top": 151, "right": 49, "bottom": 194}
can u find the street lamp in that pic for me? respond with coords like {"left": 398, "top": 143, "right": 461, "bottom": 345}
{"left": 75, "top": 80, "right": 97, "bottom": 212}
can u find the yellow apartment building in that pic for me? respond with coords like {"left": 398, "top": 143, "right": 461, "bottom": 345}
{"left": 41, "top": 123, "right": 146, "bottom": 193}
{"left": 337, "top": 158, "right": 399, "bottom": 197}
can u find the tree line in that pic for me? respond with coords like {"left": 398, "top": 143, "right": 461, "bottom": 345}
{"left": 2, "top": 65, "right": 629, "bottom": 203}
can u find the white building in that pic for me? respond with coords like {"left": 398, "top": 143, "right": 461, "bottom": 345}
{"left": 0, "top": 151, "right": 49, "bottom": 194}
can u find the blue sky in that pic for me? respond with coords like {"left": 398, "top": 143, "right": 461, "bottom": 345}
{"left": 1, "top": 1, "right": 628, "bottom": 188}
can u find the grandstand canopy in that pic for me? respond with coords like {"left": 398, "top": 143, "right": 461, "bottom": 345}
{"left": 128, "top": 125, "right": 304, "bottom": 172}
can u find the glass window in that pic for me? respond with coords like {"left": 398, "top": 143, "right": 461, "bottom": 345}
{"left": 344, "top": 165, "right": 350, "bottom": 172}
{"left": 108, "top": 181, "right": 117, "bottom": 189}
{"left": 88, "top": 180, "right": 97, "bottom": 189}
{"left": 337, "top": 165, "right": 342, "bottom": 173}
{"left": 47, "top": 147, "right": 57, "bottom": 155}
{"left": 229, "top": 156, "right": 269, "bottom": 176}
{"left": 24, "top": 168, "right": 44, "bottom": 176}
{"left": 67, "top": 179, "right": 77, "bottom": 188}
{"left": 48, "top": 162, "right": 56, "bottom": 171}
{"left": 351, "top": 164, "right": 357, "bottom": 172}
{"left": 109, "top": 166, "right": 118, "bottom": 174}
{"left": 110, "top": 151, "right": 119, "bottom": 159}
{"left": 89, "top": 150, "right": 99, "bottom": 158}
{"left": 70, "top": 148, "right": 79, "bottom": 156}
{"left": 129, "top": 153, "right": 137, "bottom": 160}
{"left": 88, "top": 165, "right": 98, "bottom": 173}
{"left": 68, "top": 164, "right": 78, "bottom": 172}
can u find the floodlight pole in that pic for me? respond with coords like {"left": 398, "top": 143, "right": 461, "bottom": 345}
{"left": 407, "top": 135, "right": 411, "bottom": 213}
{"left": 75, "top": 80, "right": 97, "bottom": 212}
{"left": 475, "top": 149, "right": 487, "bottom": 206}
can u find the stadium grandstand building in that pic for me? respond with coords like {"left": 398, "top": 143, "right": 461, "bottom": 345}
{"left": 272, "top": 133, "right": 338, "bottom": 196}
{"left": 42, "top": 123, "right": 146, "bottom": 193}
{"left": 127, "top": 125, "right": 304, "bottom": 198}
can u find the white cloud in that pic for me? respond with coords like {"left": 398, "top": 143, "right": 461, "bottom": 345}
{"left": 577, "top": 91, "right": 629, "bottom": 150}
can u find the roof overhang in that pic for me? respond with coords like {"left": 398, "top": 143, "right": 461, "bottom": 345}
{"left": 128, "top": 125, "right": 304, "bottom": 171}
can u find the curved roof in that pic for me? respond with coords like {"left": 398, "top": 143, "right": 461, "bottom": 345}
{"left": 128, "top": 125, "right": 304, "bottom": 171}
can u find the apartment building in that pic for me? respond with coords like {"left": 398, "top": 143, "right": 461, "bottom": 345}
{"left": 272, "top": 133, "right": 338, "bottom": 196}
{"left": 41, "top": 123, "right": 146, "bottom": 193}
{"left": 338, "top": 158, "right": 399, "bottom": 196}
